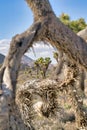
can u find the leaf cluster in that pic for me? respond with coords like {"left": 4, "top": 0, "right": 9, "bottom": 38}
{"left": 59, "top": 13, "right": 87, "bottom": 33}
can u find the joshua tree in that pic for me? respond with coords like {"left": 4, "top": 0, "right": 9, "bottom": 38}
{"left": 59, "top": 13, "right": 87, "bottom": 33}
{"left": 0, "top": 0, "right": 87, "bottom": 129}
{"left": 34, "top": 57, "right": 51, "bottom": 78}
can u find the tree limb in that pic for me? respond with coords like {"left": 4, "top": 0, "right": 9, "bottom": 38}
{"left": 26, "top": 0, "right": 87, "bottom": 69}
{"left": 1, "top": 21, "right": 42, "bottom": 97}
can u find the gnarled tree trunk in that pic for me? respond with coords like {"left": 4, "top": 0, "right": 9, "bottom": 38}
{"left": 54, "top": 51, "right": 64, "bottom": 80}
{"left": 0, "top": 0, "right": 87, "bottom": 129}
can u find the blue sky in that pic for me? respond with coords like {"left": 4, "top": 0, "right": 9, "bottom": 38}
{"left": 0, "top": 0, "right": 87, "bottom": 40}
{"left": 0, "top": 0, "right": 87, "bottom": 63}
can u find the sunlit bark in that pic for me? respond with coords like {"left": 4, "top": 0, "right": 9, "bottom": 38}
{"left": 0, "top": 0, "right": 87, "bottom": 129}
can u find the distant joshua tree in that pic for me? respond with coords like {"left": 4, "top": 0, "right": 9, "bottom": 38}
{"left": 34, "top": 57, "right": 51, "bottom": 78}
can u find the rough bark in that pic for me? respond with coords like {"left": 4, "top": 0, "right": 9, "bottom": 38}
{"left": 54, "top": 51, "right": 64, "bottom": 80}
{"left": 0, "top": 22, "right": 44, "bottom": 130}
{"left": 53, "top": 27, "right": 87, "bottom": 86}
{"left": 1, "top": 22, "right": 42, "bottom": 95}
{"left": 78, "top": 68, "right": 85, "bottom": 92}
{"left": 62, "top": 64, "right": 87, "bottom": 129}
{"left": 0, "top": 0, "right": 87, "bottom": 98}
{"left": 26, "top": 0, "right": 87, "bottom": 69}
{"left": 0, "top": 0, "right": 87, "bottom": 129}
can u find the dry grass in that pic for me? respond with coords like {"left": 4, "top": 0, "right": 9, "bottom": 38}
{"left": 16, "top": 67, "right": 87, "bottom": 130}
{"left": 16, "top": 79, "right": 81, "bottom": 130}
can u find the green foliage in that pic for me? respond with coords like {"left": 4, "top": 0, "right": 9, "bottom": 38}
{"left": 53, "top": 52, "right": 59, "bottom": 63}
{"left": 59, "top": 13, "right": 87, "bottom": 33}
{"left": 69, "top": 18, "right": 87, "bottom": 33}
{"left": 59, "top": 13, "right": 70, "bottom": 26}
{"left": 0, "top": 64, "right": 2, "bottom": 68}
{"left": 34, "top": 57, "right": 51, "bottom": 78}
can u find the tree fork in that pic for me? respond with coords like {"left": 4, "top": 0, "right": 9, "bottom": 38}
{"left": 0, "top": 0, "right": 87, "bottom": 95}
{"left": 0, "top": 0, "right": 87, "bottom": 129}
{"left": 26, "top": 0, "right": 87, "bottom": 69}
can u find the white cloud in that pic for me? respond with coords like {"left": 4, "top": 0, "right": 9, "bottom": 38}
{"left": 26, "top": 43, "right": 57, "bottom": 64}
{"left": 33, "top": 42, "right": 53, "bottom": 49}
{"left": 0, "top": 39, "right": 10, "bottom": 55}
{"left": 0, "top": 39, "right": 10, "bottom": 44}
{"left": 0, "top": 39, "right": 57, "bottom": 64}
